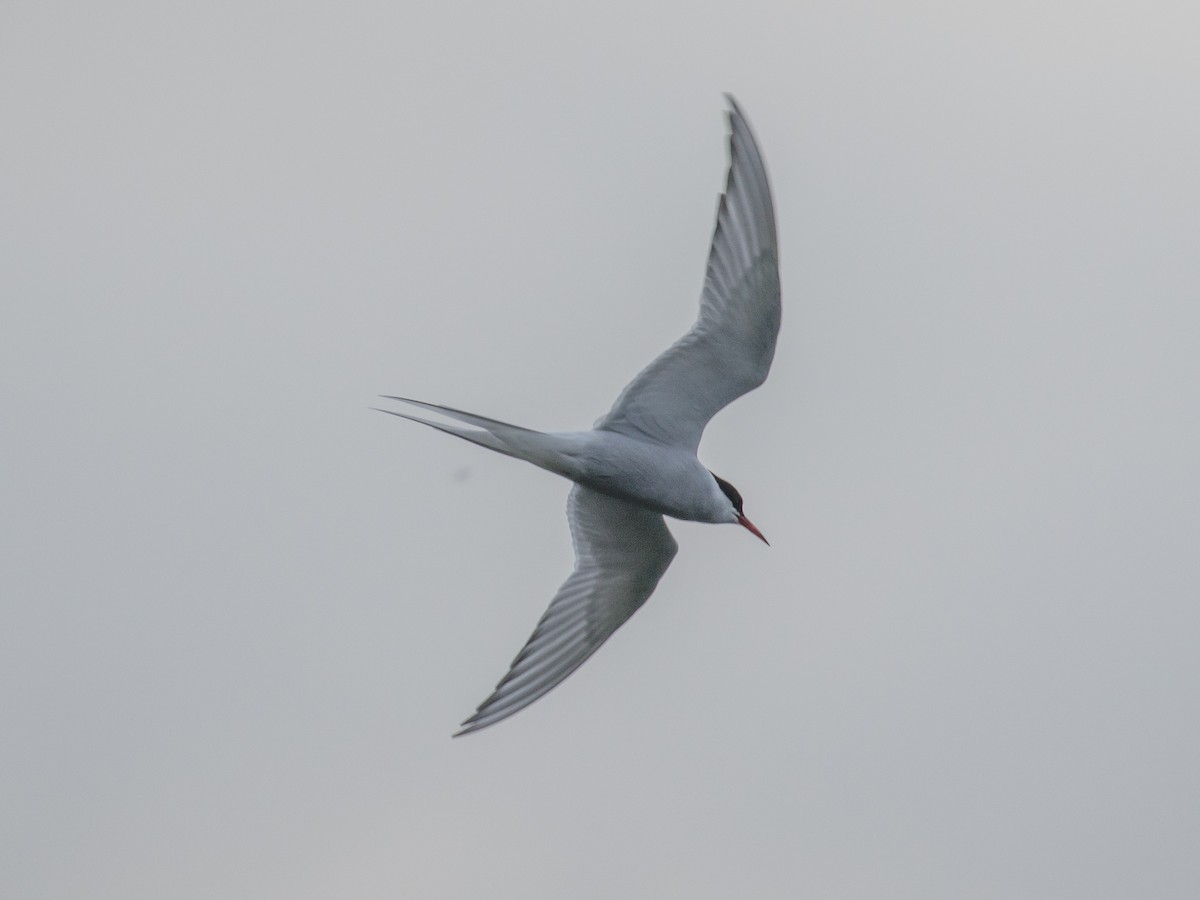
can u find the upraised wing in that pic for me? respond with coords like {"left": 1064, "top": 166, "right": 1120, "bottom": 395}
{"left": 596, "top": 95, "right": 781, "bottom": 451}
{"left": 454, "top": 485, "right": 678, "bottom": 736}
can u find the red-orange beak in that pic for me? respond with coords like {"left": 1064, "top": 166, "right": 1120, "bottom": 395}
{"left": 736, "top": 513, "right": 769, "bottom": 545}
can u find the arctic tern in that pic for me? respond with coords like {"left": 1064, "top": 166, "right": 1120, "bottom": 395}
{"left": 378, "top": 96, "right": 780, "bottom": 735}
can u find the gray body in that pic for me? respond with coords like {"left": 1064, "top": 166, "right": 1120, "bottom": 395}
{"left": 378, "top": 96, "right": 781, "bottom": 735}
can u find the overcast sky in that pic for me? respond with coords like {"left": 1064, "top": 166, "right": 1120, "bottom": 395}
{"left": 3, "top": 2, "right": 1199, "bottom": 898}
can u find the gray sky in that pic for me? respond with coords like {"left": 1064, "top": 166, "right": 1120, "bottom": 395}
{"left": 3, "top": 2, "right": 1199, "bottom": 898}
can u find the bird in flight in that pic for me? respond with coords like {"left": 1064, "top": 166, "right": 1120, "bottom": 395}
{"left": 378, "top": 96, "right": 780, "bottom": 735}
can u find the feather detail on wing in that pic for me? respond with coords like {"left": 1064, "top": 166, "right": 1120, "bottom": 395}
{"left": 596, "top": 95, "right": 781, "bottom": 450}
{"left": 454, "top": 485, "right": 678, "bottom": 736}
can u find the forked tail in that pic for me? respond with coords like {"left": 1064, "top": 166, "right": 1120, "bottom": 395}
{"left": 374, "top": 396, "right": 575, "bottom": 476}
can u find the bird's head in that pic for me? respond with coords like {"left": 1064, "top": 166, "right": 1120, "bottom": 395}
{"left": 711, "top": 473, "right": 769, "bottom": 545}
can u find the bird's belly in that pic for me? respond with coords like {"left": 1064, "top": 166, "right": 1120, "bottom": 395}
{"left": 563, "top": 433, "right": 713, "bottom": 521}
